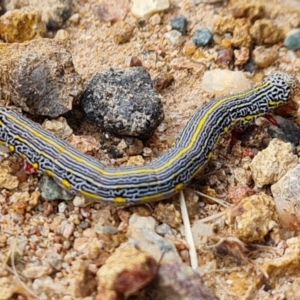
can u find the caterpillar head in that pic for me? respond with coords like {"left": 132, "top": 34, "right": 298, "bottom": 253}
{"left": 265, "top": 71, "right": 300, "bottom": 97}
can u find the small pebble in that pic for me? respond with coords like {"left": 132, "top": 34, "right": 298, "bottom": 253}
{"left": 183, "top": 41, "right": 197, "bottom": 56}
{"left": 131, "top": 0, "right": 170, "bottom": 18}
{"left": 54, "top": 29, "right": 70, "bottom": 40}
{"left": 129, "top": 56, "right": 143, "bottom": 67}
{"left": 39, "top": 175, "right": 74, "bottom": 201}
{"left": 58, "top": 202, "right": 68, "bottom": 213}
{"left": 112, "top": 21, "right": 134, "bottom": 44}
{"left": 68, "top": 13, "right": 80, "bottom": 24}
{"left": 42, "top": 117, "right": 73, "bottom": 139}
{"left": 153, "top": 71, "right": 174, "bottom": 93}
{"left": 155, "top": 223, "right": 173, "bottom": 235}
{"left": 149, "top": 13, "right": 161, "bottom": 25}
{"left": 102, "top": 225, "right": 118, "bottom": 235}
{"left": 284, "top": 29, "right": 300, "bottom": 51}
{"left": 73, "top": 195, "right": 86, "bottom": 207}
{"left": 216, "top": 48, "right": 233, "bottom": 66}
{"left": 243, "top": 59, "right": 256, "bottom": 73}
{"left": 234, "top": 47, "right": 249, "bottom": 66}
{"left": 192, "top": 28, "right": 213, "bottom": 47}
{"left": 164, "top": 30, "right": 183, "bottom": 47}
{"left": 171, "top": 16, "right": 188, "bottom": 35}
{"left": 95, "top": 0, "right": 129, "bottom": 22}
{"left": 252, "top": 45, "right": 278, "bottom": 68}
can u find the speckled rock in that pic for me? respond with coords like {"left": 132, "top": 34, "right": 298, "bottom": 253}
{"left": 0, "top": 39, "right": 83, "bottom": 117}
{"left": 201, "top": 69, "right": 251, "bottom": 95}
{"left": 192, "top": 28, "right": 214, "bottom": 47}
{"left": 95, "top": 0, "right": 129, "bottom": 22}
{"left": 81, "top": 67, "right": 164, "bottom": 138}
{"left": 226, "top": 193, "right": 278, "bottom": 242}
{"left": 2, "top": 0, "right": 72, "bottom": 30}
{"left": 38, "top": 175, "right": 74, "bottom": 201}
{"left": 250, "top": 19, "right": 284, "bottom": 45}
{"left": 131, "top": 0, "right": 170, "bottom": 18}
{"left": 171, "top": 16, "right": 188, "bottom": 35}
{"left": 284, "top": 29, "right": 300, "bottom": 51}
{"left": 249, "top": 139, "right": 298, "bottom": 188}
{"left": 0, "top": 8, "right": 46, "bottom": 42}
{"left": 252, "top": 45, "right": 278, "bottom": 68}
{"left": 271, "top": 164, "right": 300, "bottom": 230}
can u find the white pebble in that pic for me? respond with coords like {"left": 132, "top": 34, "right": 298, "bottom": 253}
{"left": 131, "top": 0, "right": 170, "bottom": 18}
{"left": 58, "top": 202, "right": 67, "bottom": 213}
{"left": 73, "top": 195, "right": 86, "bottom": 207}
{"left": 164, "top": 30, "right": 183, "bottom": 47}
{"left": 202, "top": 69, "right": 251, "bottom": 95}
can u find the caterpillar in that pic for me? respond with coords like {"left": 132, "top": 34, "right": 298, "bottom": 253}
{"left": 0, "top": 71, "right": 298, "bottom": 205}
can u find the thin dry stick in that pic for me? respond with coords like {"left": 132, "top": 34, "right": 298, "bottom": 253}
{"left": 179, "top": 190, "right": 198, "bottom": 269}
{"left": 195, "top": 190, "right": 231, "bottom": 208}
{"left": 9, "top": 237, "right": 40, "bottom": 300}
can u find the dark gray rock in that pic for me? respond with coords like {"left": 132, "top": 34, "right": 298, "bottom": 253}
{"left": 192, "top": 28, "right": 213, "bottom": 47}
{"left": 81, "top": 67, "right": 164, "bottom": 138}
{"left": 171, "top": 16, "right": 188, "bottom": 35}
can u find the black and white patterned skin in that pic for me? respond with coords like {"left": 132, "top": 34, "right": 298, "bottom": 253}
{"left": 0, "top": 71, "right": 298, "bottom": 204}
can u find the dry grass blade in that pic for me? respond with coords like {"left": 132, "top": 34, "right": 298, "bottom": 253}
{"left": 179, "top": 190, "right": 198, "bottom": 269}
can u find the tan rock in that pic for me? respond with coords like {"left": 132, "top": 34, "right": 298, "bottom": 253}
{"left": 96, "top": 244, "right": 157, "bottom": 297}
{"left": 226, "top": 193, "right": 278, "bottom": 242}
{"left": 0, "top": 8, "right": 45, "bottom": 42}
{"left": 271, "top": 164, "right": 300, "bottom": 230}
{"left": 250, "top": 139, "right": 297, "bottom": 187}
{"left": 261, "top": 237, "right": 300, "bottom": 285}
{"left": 252, "top": 45, "right": 279, "bottom": 68}
{"left": 250, "top": 19, "right": 284, "bottom": 45}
